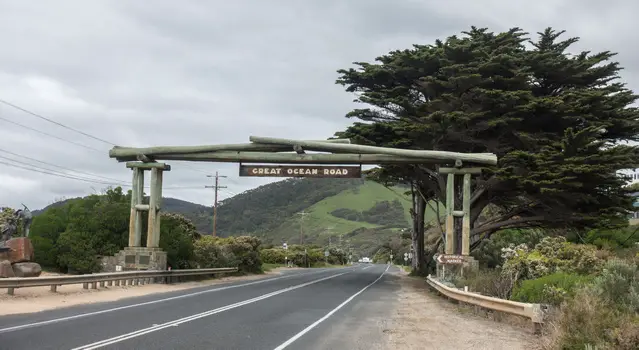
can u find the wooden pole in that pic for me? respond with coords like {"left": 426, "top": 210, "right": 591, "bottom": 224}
{"left": 249, "top": 136, "right": 498, "bottom": 165}
{"left": 213, "top": 172, "right": 219, "bottom": 237}
{"left": 462, "top": 173, "right": 471, "bottom": 256}
{"left": 445, "top": 174, "right": 455, "bottom": 255}
{"left": 134, "top": 169, "right": 144, "bottom": 246}
{"left": 206, "top": 172, "right": 226, "bottom": 236}
{"left": 109, "top": 139, "right": 352, "bottom": 158}
{"left": 114, "top": 152, "right": 446, "bottom": 164}
{"left": 128, "top": 168, "right": 140, "bottom": 247}
{"left": 153, "top": 169, "right": 163, "bottom": 248}
{"left": 147, "top": 168, "right": 160, "bottom": 248}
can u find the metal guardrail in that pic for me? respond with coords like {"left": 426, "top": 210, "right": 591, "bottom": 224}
{"left": 0, "top": 267, "right": 238, "bottom": 295}
{"left": 426, "top": 275, "right": 544, "bottom": 333}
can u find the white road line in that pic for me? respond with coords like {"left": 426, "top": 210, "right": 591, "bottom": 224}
{"left": 273, "top": 264, "right": 389, "bottom": 350}
{"left": 70, "top": 270, "right": 354, "bottom": 350}
{"left": 0, "top": 267, "right": 352, "bottom": 334}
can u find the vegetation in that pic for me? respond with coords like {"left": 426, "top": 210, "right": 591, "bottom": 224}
{"left": 333, "top": 26, "right": 639, "bottom": 273}
{"left": 326, "top": 25, "right": 639, "bottom": 348}
{"left": 9, "top": 188, "right": 261, "bottom": 275}
{"left": 32, "top": 179, "right": 419, "bottom": 257}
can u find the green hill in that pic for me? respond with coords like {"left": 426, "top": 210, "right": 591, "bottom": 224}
{"left": 33, "top": 178, "right": 438, "bottom": 255}
{"left": 214, "top": 178, "right": 439, "bottom": 253}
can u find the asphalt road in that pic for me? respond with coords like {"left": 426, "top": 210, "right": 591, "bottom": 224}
{"left": 0, "top": 264, "right": 397, "bottom": 350}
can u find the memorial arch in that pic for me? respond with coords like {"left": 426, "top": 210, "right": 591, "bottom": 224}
{"left": 107, "top": 136, "right": 497, "bottom": 271}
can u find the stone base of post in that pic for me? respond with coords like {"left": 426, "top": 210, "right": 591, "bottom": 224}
{"left": 100, "top": 247, "right": 168, "bottom": 272}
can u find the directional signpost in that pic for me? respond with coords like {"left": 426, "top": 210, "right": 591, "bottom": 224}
{"left": 435, "top": 254, "right": 465, "bottom": 265}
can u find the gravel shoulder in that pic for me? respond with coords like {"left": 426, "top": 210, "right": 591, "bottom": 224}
{"left": 382, "top": 269, "right": 539, "bottom": 350}
{"left": 0, "top": 269, "right": 290, "bottom": 316}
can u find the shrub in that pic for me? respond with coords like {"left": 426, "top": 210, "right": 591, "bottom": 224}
{"left": 455, "top": 268, "right": 518, "bottom": 299}
{"left": 590, "top": 259, "right": 639, "bottom": 313}
{"left": 543, "top": 288, "right": 621, "bottom": 350}
{"left": 217, "top": 236, "right": 263, "bottom": 273}
{"left": 260, "top": 248, "right": 287, "bottom": 264}
{"left": 502, "top": 237, "right": 603, "bottom": 281}
{"left": 472, "top": 228, "right": 545, "bottom": 269}
{"left": 511, "top": 272, "right": 594, "bottom": 305}
{"left": 193, "top": 236, "right": 237, "bottom": 269}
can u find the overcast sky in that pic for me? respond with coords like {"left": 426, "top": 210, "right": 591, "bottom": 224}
{"left": 0, "top": 0, "right": 637, "bottom": 210}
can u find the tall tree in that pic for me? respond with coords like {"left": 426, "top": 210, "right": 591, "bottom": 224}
{"left": 335, "top": 27, "right": 639, "bottom": 263}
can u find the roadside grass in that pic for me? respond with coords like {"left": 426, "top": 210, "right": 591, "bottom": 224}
{"left": 261, "top": 263, "right": 285, "bottom": 272}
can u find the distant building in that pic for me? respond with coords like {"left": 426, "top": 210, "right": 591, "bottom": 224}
{"left": 619, "top": 169, "right": 639, "bottom": 224}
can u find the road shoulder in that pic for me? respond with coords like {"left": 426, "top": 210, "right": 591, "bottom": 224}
{"left": 383, "top": 272, "right": 539, "bottom": 350}
{"left": 0, "top": 269, "right": 289, "bottom": 316}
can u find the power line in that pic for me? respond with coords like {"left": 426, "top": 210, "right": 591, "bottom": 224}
{"left": 0, "top": 99, "right": 232, "bottom": 183}
{"left": 0, "top": 99, "right": 116, "bottom": 145}
{"left": 0, "top": 160, "right": 124, "bottom": 186}
{"left": 0, "top": 115, "right": 104, "bottom": 153}
{"left": 0, "top": 148, "right": 129, "bottom": 185}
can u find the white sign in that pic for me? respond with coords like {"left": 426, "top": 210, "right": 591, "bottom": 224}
{"left": 283, "top": 242, "right": 288, "bottom": 250}
{"left": 404, "top": 257, "right": 408, "bottom": 261}
{"left": 324, "top": 250, "right": 329, "bottom": 257}
{"left": 115, "top": 265, "right": 122, "bottom": 272}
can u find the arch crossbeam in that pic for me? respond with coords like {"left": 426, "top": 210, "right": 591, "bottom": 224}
{"left": 109, "top": 136, "right": 497, "bottom": 166}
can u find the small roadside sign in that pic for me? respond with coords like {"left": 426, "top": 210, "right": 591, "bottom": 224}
{"left": 283, "top": 242, "right": 288, "bottom": 250}
{"left": 324, "top": 250, "right": 329, "bottom": 257}
{"left": 436, "top": 254, "right": 465, "bottom": 264}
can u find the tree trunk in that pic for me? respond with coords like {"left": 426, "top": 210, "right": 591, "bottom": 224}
{"left": 410, "top": 182, "right": 426, "bottom": 274}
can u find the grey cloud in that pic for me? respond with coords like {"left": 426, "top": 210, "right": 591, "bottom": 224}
{"left": 0, "top": 0, "right": 637, "bottom": 211}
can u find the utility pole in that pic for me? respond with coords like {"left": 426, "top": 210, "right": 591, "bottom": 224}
{"left": 205, "top": 172, "right": 227, "bottom": 236}
{"left": 296, "top": 211, "right": 308, "bottom": 245}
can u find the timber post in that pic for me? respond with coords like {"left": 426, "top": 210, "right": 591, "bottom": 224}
{"left": 125, "top": 162, "right": 171, "bottom": 248}
{"left": 438, "top": 165, "right": 482, "bottom": 256}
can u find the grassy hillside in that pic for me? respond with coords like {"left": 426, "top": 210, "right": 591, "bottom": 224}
{"left": 34, "top": 178, "right": 440, "bottom": 255}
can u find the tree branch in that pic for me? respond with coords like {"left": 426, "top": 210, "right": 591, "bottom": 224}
{"left": 470, "top": 216, "right": 546, "bottom": 238}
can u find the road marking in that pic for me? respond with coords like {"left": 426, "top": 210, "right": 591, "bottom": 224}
{"left": 0, "top": 267, "right": 354, "bottom": 334}
{"left": 70, "top": 270, "right": 353, "bottom": 350}
{"left": 273, "top": 264, "right": 390, "bottom": 350}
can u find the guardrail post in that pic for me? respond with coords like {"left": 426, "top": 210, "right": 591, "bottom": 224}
{"left": 107, "top": 280, "right": 113, "bottom": 287}
{"left": 50, "top": 285, "right": 57, "bottom": 293}
{"left": 90, "top": 282, "right": 97, "bottom": 289}
{"left": 100, "top": 281, "right": 105, "bottom": 288}
{"left": 83, "top": 282, "right": 88, "bottom": 289}
{"left": 7, "top": 287, "right": 14, "bottom": 295}
{"left": 529, "top": 304, "right": 544, "bottom": 335}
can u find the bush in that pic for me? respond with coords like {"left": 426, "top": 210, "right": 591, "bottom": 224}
{"left": 542, "top": 259, "right": 639, "bottom": 350}
{"left": 472, "top": 229, "right": 545, "bottom": 268}
{"left": 502, "top": 237, "right": 603, "bottom": 281}
{"left": 193, "top": 235, "right": 262, "bottom": 273}
{"left": 455, "top": 268, "right": 518, "bottom": 299}
{"left": 591, "top": 259, "right": 639, "bottom": 313}
{"left": 543, "top": 287, "right": 639, "bottom": 350}
{"left": 159, "top": 213, "right": 198, "bottom": 269}
{"left": 193, "top": 236, "right": 237, "bottom": 269}
{"left": 511, "top": 272, "right": 594, "bottom": 305}
{"left": 260, "top": 248, "right": 287, "bottom": 264}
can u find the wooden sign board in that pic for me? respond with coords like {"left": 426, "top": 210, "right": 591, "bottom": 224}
{"left": 239, "top": 165, "right": 361, "bottom": 178}
{"left": 435, "top": 254, "right": 465, "bottom": 265}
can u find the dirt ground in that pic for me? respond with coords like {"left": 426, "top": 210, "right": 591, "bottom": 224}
{"left": 0, "top": 269, "right": 288, "bottom": 316}
{"left": 382, "top": 270, "right": 539, "bottom": 350}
